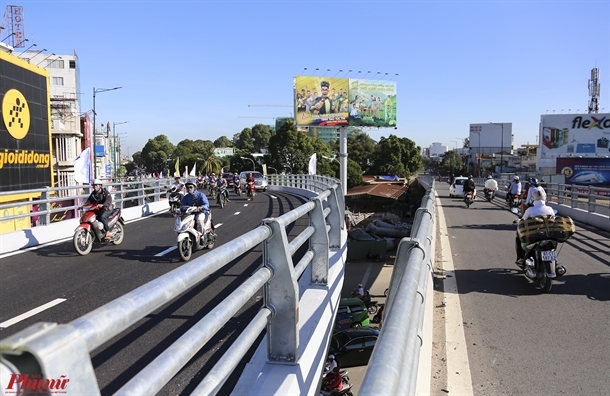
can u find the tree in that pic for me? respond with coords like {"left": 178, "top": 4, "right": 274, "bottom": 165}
{"left": 369, "top": 135, "right": 422, "bottom": 177}
{"left": 251, "top": 124, "right": 274, "bottom": 152}
{"left": 440, "top": 150, "right": 464, "bottom": 176}
{"left": 140, "top": 135, "right": 175, "bottom": 174}
{"left": 330, "top": 127, "right": 377, "bottom": 174}
{"left": 214, "top": 136, "right": 233, "bottom": 148}
{"left": 233, "top": 128, "right": 255, "bottom": 153}
{"left": 268, "top": 119, "right": 320, "bottom": 174}
{"left": 346, "top": 159, "right": 363, "bottom": 189}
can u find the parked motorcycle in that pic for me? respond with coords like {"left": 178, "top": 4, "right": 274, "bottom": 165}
{"left": 483, "top": 187, "right": 496, "bottom": 202}
{"left": 174, "top": 206, "right": 217, "bottom": 262}
{"left": 246, "top": 181, "right": 256, "bottom": 200}
{"left": 73, "top": 204, "right": 125, "bottom": 255}
{"left": 167, "top": 185, "right": 184, "bottom": 217}
{"left": 463, "top": 191, "right": 475, "bottom": 208}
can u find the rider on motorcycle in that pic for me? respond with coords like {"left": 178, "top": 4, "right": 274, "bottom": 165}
{"left": 85, "top": 179, "right": 113, "bottom": 240}
{"left": 171, "top": 176, "right": 185, "bottom": 193}
{"left": 180, "top": 180, "right": 210, "bottom": 234}
{"left": 323, "top": 354, "right": 338, "bottom": 376}
{"left": 246, "top": 173, "right": 255, "bottom": 192}
{"left": 506, "top": 175, "right": 522, "bottom": 204}
{"left": 321, "top": 366, "right": 343, "bottom": 393}
{"left": 484, "top": 174, "right": 498, "bottom": 193}
{"left": 463, "top": 175, "right": 476, "bottom": 199}
{"left": 215, "top": 174, "right": 230, "bottom": 202}
{"left": 233, "top": 172, "right": 240, "bottom": 188}
{"left": 514, "top": 189, "right": 554, "bottom": 265}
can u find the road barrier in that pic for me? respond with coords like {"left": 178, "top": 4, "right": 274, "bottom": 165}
{"left": 0, "top": 175, "right": 347, "bottom": 395}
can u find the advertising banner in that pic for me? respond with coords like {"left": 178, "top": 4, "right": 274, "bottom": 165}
{"left": 0, "top": 51, "right": 53, "bottom": 193}
{"left": 294, "top": 76, "right": 397, "bottom": 128}
{"left": 556, "top": 157, "right": 610, "bottom": 187}
{"left": 294, "top": 76, "right": 349, "bottom": 127}
{"left": 539, "top": 114, "right": 610, "bottom": 168}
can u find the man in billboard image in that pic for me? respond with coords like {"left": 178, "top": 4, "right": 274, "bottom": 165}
{"left": 311, "top": 81, "right": 334, "bottom": 115}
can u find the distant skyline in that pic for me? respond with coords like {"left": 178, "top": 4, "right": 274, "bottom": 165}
{"left": 3, "top": 0, "right": 609, "bottom": 155}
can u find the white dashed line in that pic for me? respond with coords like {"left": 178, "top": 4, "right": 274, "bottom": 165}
{"left": 155, "top": 246, "right": 177, "bottom": 257}
{"left": 0, "top": 298, "right": 67, "bottom": 329}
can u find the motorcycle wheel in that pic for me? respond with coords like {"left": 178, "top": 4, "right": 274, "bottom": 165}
{"left": 219, "top": 194, "right": 225, "bottom": 208}
{"left": 206, "top": 230, "right": 216, "bottom": 249}
{"left": 73, "top": 229, "right": 93, "bottom": 256}
{"left": 539, "top": 272, "right": 553, "bottom": 292}
{"left": 367, "top": 304, "right": 377, "bottom": 314}
{"left": 178, "top": 236, "right": 193, "bottom": 262}
{"left": 111, "top": 222, "right": 124, "bottom": 245}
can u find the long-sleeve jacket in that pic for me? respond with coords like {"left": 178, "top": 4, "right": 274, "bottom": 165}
{"left": 86, "top": 188, "right": 113, "bottom": 210}
{"left": 180, "top": 191, "right": 209, "bottom": 212}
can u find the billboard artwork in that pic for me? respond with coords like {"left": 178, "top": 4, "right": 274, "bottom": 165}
{"left": 0, "top": 51, "right": 53, "bottom": 193}
{"left": 540, "top": 114, "right": 610, "bottom": 157}
{"left": 294, "top": 76, "right": 397, "bottom": 128}
{"left": 294, "top": 76, "right": 349, "bottom": 127}
{"left": 556, "top": 157, "right": 610, "bottom": 188}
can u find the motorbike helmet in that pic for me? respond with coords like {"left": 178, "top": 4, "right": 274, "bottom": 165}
{"left": 328, "top": 354, "right": 335, "bottom": 360}
{"left": 184, "top": 181, "right": 197, "bottom": 194}
{"left": 468, "top": 175, "right": 473, "bottom": 179}
{"left": 487, "top": 174, "right": 493, "bottom": 179}
{"left": 529, "top": 177, "right": 539, "bottom": 187}
{"left": 513, "top": 175, "right": 520, "bottom": 181}
{"left": 93, "top": 179, "right": 102, "bottom": 191}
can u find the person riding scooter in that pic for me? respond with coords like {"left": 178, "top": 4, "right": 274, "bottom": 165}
{"left": 180, "top": 181, "right": 210, "bottom": 235}
{"left": 215, "top": 174, "right": 230, "bottom": 202}
{"left": 321, "top": 367, "right": 343, "bottom": 393}
{"left": 463, "top": 175, "right": 476, "bottom": 199}
{"left": 514, "top": 188, "right": 554, "bottom": 266}
{"left": 484, "top": 174, "right": 498, "bottom": 193}
{"left": 85, "top": 179, "right": 113, "bottom": 241}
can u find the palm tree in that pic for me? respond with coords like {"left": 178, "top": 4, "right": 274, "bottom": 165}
{"left": 202, "top": 154, "right": 223, "bottom": 175}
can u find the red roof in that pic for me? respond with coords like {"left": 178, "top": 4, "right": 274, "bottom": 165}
{"left": 346, "top": 183, "right": 406, "bottom": 199}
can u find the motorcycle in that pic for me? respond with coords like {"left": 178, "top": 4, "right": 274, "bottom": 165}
{"left": 73, "top": 204, "right": 125, "bottom": 256}
{"left": 518, "top": 239, "right": 568, "bottom": 293}
{"left": 484, "top": 187, "right": 496, "bottom": 202}
{"left": 174, "top": 206, "right": 217, "bottom": 262}
{"left": 246, "top": 181, "right": 256, "bottom": 200}
{"left": 234, "top": 181, "right": 242, "bottom": 196}
{"left": 371, "top": 303, "right": 385, "bottom": 324}
{"left": 216, "top": 185, "right": 228, "bottom": 208}
{"left": 463, "top": 190, "right": 475, "bottom": 208}
{"left": 209, "top": 184, "right": 217, "bottom": 200}
{"left": 167, "top": 185, "right": 184, "bottom": 217}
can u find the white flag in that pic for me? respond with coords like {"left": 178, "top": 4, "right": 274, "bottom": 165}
{"left": 308, "top": 153, "right": 317, "bottom": 175}
{"left": 184, "top": 166, "right": 188, "bottom": 178}
{"left": 74, "top": 147, "right": 91, "bottom": 183}
{"left": 189, "top": 162, "right": 197, "bottom": 177}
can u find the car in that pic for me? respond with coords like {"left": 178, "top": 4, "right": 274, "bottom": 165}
{"left": 222, "top": 172, "right": 235, "bottom": 188}
{"left": 328, "top": 326, "right": 380, "bottom": 368}
{"left": 239, "top": 171, "right": 268, "bottom": 192}
{"left": 334, "top": 298, "right": 370, "bottom": 331}
{"left": 449, "top": 176, "right": 468, "bottom": 197}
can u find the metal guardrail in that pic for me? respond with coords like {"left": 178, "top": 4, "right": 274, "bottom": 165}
{"left": 0, "top": 179, "right": 171, "bottom": 227}
{"left": 359, "top": 175, "right": 436, "bottom": 395}
{"left": 0, "top": 175, "right": 344, "bottom": 395}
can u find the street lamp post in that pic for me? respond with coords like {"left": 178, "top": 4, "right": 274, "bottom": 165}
{"left": 93, "top": 86, "right": 122, "bottom": 179}
{"left": 240, "top": 157, "right": 255, "bottom": 171}
{"left": 489, "top": 122, "right": 504, "bottom": 174}
{"left": 284, "top": 165, "right": 293, "bottom": 174}
{"left": 113, "top": 121, "right": 128, "bottom": 179}
{"left": 322, "top": 155, "right": 339, "bottom": 163}
{"left": 471, "top": 131, "right": 481, "bottom": 177}
{"left": 268, "top": 166, "right": 278, "bottom": 174}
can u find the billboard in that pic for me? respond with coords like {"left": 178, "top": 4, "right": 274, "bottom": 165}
{"left": 538, "top": 114, "right": 610, "bottom": 169}
{"left": 294, "top": 76, "right": 396, "bottom": 128}
{"left": 0, "top": 50, "right": 53, "bottom": 195}
{"left": 556, "top": 157, "right": 610, "bottom": 187}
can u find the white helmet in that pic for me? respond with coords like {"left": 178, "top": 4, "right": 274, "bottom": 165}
{"left": 93, "top": 179, "right": 102, "bottom": 185}
{"left": 328, "top": 354, "right": 335, "bottom": 360}
{"left": 513, "top": 175, "right": 519, "bottom": 181}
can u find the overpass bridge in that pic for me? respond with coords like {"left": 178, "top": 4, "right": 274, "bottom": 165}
{"left": 0, "top": 176, "right": 607, "bottom": 395}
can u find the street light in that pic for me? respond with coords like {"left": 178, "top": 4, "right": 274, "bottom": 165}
{"left": 322, "top": 155, "right": 339, "bottom": 163}
{"left": 284, "top": 165, "right": 293, "bottom": 174}
{"left": 93, "top": 86, "right": 122, "bottom": 179}
{"left": 113, "top": 121, "right": 128, "bottom": 179}
{"left": 268, "top": 166, "right": 278, "bottom": 174}
{"left": 489, "top": 122, "right": 504, "bottom": 174}
{"left": 471, "top": 131, "right": 481, "bottom": 177}
{"left": 240, "top": 157, "right": 255, "bottom": 171}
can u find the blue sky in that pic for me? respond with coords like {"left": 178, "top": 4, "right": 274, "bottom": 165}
{"left": 5, "top": 0, "right": 610, "bottom": 155}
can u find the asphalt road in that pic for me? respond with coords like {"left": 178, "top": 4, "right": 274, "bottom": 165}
{"left": 434, "top": 183, "right": 610, "bottom": 395}
{"left": 0, "top": 189, "right": 308, "bottom": 395}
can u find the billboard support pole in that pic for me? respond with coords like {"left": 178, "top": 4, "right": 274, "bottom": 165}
{"left": 339, "top": 126, "right": 347, "bottom": 197}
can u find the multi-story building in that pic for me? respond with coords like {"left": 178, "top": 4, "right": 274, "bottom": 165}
{"left": 429, "top": 142, "right": 448, "bottom": 160}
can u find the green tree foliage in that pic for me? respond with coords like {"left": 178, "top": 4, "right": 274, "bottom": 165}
{"left": 346, "top": 158, "right": 363, "bottom": 189}
{"left": 233, "top": 128, "right": 255, "bottom": 152}
{"left": 330, "top": 127, "right": 377, "bottom": 173}
{"left": 140, "top": 135, "right": 175, "bottom": 173}
{"left": 369, "top": 134, "right": 421, "bottom": 177}
{"left": 251, "top": 124, "right": 274, "bottom": 152}
{"left": 267, "top": 119, "right": 327, "bottom": 174}
{"left": 213, "top": 136, "right": 233, "bottom": 148}
{"left": 440, "top": 150, "right": 465, "bottom": 176}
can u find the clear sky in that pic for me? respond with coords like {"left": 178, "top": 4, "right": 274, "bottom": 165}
{"left": 5, "top": 0, "right": 610, "bottom": 155}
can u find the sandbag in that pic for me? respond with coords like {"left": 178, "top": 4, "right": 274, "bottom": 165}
{"left": 517, "top": 215, "right": 575, "bottom": 244}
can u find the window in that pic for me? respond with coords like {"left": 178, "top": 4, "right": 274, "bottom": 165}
{"left": 47, "top": 59, "right": 64, "bottom": 68}
{"left": 69, "top": 60, "right": 76, "bottom": 69}
{"left": 350, "top": 305, "right": 363, "bottom": 314}
{"left": 52, "top": 77, "right": 64, "bottom": 86}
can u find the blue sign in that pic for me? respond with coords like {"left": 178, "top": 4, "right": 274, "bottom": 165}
{"left": 95, "top": 145, "right": 105, "bottom": 157}
{"left": 105, "top": 164, "right": 112, "bottom": 179}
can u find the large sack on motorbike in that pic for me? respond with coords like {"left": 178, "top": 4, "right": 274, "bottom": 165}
{"left": 517, "top": 215, "right": 575, "bottom": 244}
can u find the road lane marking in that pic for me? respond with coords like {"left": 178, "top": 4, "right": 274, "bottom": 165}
{"left": 436, "top": 191, "right": 474, "bottom": 394}
{"left": 361, "top": 265, "right": 372, "bottom": 290}
{"left": 155, "top": 246, "right": 177, "bottom": 257}
{"left": 269, "top": 194, "right": 278, "bottom": 199}
{"left": 0, "top": 298, "right": 67, "bottom": 329}
{"left": 234, "top": 212, "right": 241, "bottom": 215}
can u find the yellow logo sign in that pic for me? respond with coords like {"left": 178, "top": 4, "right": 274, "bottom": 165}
{"left": 2, "top": 88, "right": 30, "bottom": 140}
